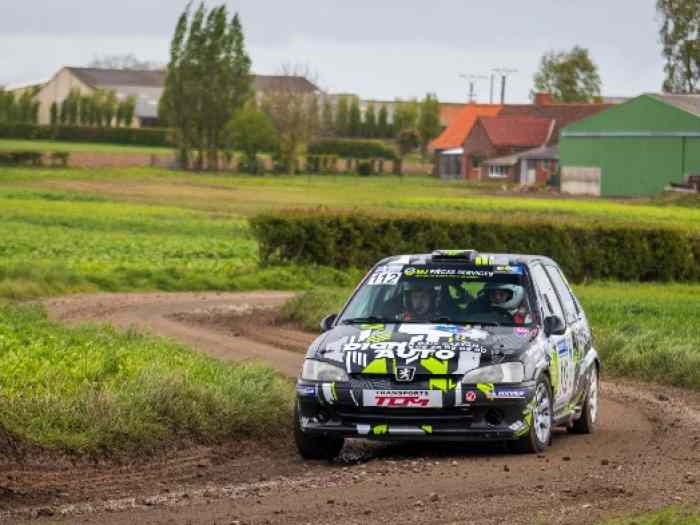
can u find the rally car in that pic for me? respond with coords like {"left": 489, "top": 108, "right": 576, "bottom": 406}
{"left": 294, "top": 250, "right": 600, "bottom": 459}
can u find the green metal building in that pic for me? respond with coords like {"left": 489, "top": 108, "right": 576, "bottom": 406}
{"left": 560, "top": 94, "right": 700, "bottom": 197}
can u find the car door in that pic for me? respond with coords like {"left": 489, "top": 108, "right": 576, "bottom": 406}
{"left": 544, "top": 265, "right": 592, "bottom": 397}
{"left": 529, "top": 264, "right": 575, "bottom": 412}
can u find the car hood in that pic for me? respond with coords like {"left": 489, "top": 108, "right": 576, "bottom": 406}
{"left": 312, "top": 323, "right": 537, "bottom": 376}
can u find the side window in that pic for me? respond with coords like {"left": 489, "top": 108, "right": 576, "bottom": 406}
{"left": 545, "top": 265, "right": 579, "bottom": 324}
{"left": 530, "top": 264, "right": 565, "bottom": 322}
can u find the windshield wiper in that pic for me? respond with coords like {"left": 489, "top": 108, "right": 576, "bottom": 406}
{"left": 341, "top": 316, "right": 394, "bottom": 325}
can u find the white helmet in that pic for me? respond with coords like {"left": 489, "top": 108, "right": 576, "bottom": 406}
{"left": 484, "top": 283, "right": 525, "bottom": 311}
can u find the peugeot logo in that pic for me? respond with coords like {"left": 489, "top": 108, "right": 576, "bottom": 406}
{"left": 395, "top": 366, "right": 416, "bottom": 382}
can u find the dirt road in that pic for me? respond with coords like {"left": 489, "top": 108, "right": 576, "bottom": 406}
{"left": 1, "top": 292, "right": 698, "bottom": 524}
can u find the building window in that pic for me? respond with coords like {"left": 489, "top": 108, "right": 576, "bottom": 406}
{"left": 488, "top": 165, "right": 509, "bottom": 178}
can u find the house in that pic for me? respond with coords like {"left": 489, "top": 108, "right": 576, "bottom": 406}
{"left": 432, "top": 93, "right": 613, "bottom": 183}
{"left": 482, "top": 144, "right": 560, "bottom": 186}
{"left": 13, "top": 66, "right": 322, "bottom": 127}
{"left": 560, "top": 94, "right": 700, "bottom": 197}
{"left": 464, "top": 117, "right": 555, "bottom": 181}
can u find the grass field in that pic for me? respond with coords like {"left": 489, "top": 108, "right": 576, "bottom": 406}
{"left": 0, "top": 304, "right": 293, "bottom": 454}
{"left": 2, "top": 166, "right": 700, "bottom": 229}
{"left": 281, "top": 282, "right": 700, "bottom": 390}
{"left": 0, "top": 139, "right": 174, "bottom": 155}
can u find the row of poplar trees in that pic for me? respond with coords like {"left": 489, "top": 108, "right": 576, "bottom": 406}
{"left": 159, "top": 3, "right": 251, "bottom": 170}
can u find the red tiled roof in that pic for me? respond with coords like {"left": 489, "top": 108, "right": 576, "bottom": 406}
{"left": 439, "top": 103, "right": 468, "bottom": 128}
{"left": 498, "top": 103, "right": 613, "bottom": 143}
{"left": 431, "top": 103, "right": 503, "bottom": 150}
{"left": 478, "top": 117, "right": 554, "bottom": 147}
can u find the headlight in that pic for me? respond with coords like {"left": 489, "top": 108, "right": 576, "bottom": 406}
{"left": 462, "top": 363, "right": 525, "bottom": 384}
{"left": 301, "top": 359, "right": 349, "bottom": 382}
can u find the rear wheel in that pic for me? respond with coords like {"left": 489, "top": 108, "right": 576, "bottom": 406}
{"left": 293, "top": 403, "right": 344, "bottom": 460}
{"left": 569, "top": 365, "right": 599, "bottom": 434}
{"left": 509, "top": 376, "right": 552, "bottom": 454}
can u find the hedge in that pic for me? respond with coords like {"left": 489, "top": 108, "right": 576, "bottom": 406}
{"left": 308, "top": 139, "right": 398, "bottom": 161}
{"left": 0, "top": 124, "right": 174, "bottom": 148}
{"left": 250, "top": 210, "right": 700, "bottom": 282}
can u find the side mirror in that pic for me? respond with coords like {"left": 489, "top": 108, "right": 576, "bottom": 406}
{"left": 544, "top": 315, "right": 566, "bottom": 336}
{"left": 320, "top": 313, "right": 338, "bottom": 332}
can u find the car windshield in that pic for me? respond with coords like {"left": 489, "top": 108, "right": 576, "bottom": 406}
{"left": 339, "top": 262, "right": 534, "bottom": 327}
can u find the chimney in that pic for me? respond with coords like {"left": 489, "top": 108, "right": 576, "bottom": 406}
{"left": 534, "top": 92, "right": 554, "bottom": 106}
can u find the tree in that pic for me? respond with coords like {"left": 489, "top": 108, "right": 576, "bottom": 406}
{"left": 348, "top": 98, "right": 361, "bottom": 137}
{"left": 320, "top": 97, "right": 334, "bottom": 137}
{"left": 657, "top": 0, "right": 700, "bottom": 93}
{"left": 363, "top": 102, "right": 377, "bottom": 138}
{"left": 533, "top": 46, "right": 602, "bottom": 102}
{"left": 260, "top": 64, "right": 320, "bottom": 174}
{"left": 417, "top": 93, "right": 441, "bottom": 156}
{"left": 88, "top": 53, "right": 162, "bottom": 70}
{"left": 50, "top": 102, "right": 58, "bottom": 126}
{"left": 120, "top": 96, "right": 136, "bottom": 127}
{"left": 393, "top": 99, "right": 419, "bottom": 136}
{"left": 335, "top": 96, "right": 350, "bottom": 137}
{"left": 377, "top": 105, "right": 390, "bottom": 138}
{"left": 160, "top": 3, "right": 253, "bottom": 170}
{"left": 103, "top": 91, "right": 118, "bottom": 127}
{"left": 226, "top": 106, "right": 278, "bottom": 173}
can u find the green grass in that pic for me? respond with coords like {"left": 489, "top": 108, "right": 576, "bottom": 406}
{"left": 0, "top": 185, "right": 362, "bottom": 300}
{"left": 3, "top": 166, "right": 700, "bottom": 230}
{"left": 280, "top": 282, "right": 700, "bottom": 390}
{"left": 0, "top": 304, "right": 293, "bottom": 454}
{"left": 0, "top": 139, "right": 174, "bottom": 155}
{"left": 598, "top": 507, "right": 700, "bottom": 524}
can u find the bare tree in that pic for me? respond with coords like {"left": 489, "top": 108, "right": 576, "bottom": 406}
{"left": 260, "top": 64, "right": 322, "bottom": 174}
{"left": 88, "top": 54, "right": 163, "bottom": 71}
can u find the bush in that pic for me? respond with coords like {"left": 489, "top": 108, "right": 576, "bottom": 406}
{"left": 0, "top": 123, "right": 174, "bottom": 147}
{"left": 250, "top": 210, "right": 700, "bottom": 282}
{"left": 0, "top": 150, "right": 43, "bottom": 166}
{"left": 357, "top": 161, "right": 372, "bottom": 176}
{"left": 308, "top": 138, "right": 398, "bottom": 161}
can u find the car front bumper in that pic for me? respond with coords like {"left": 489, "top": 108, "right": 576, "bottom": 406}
{"left": 296, "top": 379, "right": 537, "bottom": 441}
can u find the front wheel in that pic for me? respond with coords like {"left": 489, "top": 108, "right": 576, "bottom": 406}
{"left": 569, "top": 365, "right": 599, "bottom": 434}
{"left": 293, "top": 404, "right": 344, "bottom": 460}
{"left": 509, "top": 375, "right": 552, "bottom": 454}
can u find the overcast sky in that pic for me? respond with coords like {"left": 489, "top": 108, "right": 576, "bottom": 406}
{"left": 0, "top": 1, "right": 665, "bottom": 103}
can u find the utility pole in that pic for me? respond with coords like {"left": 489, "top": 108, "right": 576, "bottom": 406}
{"left": 459, "top": 73, "right": 489, "bottom": 103}
{"left": 492, "top": 68, "right": 517, "bottom": 104}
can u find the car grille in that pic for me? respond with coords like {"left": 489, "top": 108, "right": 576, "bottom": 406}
{"left": 333, "top": 407, "right": 474, "bottom": 426}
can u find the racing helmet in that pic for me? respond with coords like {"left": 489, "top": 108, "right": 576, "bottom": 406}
{"left": 401, "top": 279, "right": 435, "bottom": 311}
{"left": 483, "top": 283, "right": 525, "bottom": 311}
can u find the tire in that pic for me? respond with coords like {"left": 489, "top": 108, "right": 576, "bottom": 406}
{"left": 293, "top": 403, "right": 344, "bottom": 460}
{"left": 509, "top": 375, "right": 553, "bottom": 454}
{"left": 569, "top": 365, "right": 599, "bottom": 434}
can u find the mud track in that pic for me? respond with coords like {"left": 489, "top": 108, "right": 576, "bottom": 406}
{"left": 0, "top": 292, "right": 698, "bottom": 524}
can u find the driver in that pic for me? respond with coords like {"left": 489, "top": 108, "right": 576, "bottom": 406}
{"left": 398, "top": 280, "right": 435, "bottom": 321}
{"left": 484, "top": 283, "right": 531, "bottom": 325}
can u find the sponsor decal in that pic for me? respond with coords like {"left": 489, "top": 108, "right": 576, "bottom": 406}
{"left": 363, "top": 390, "right": 442, "bottom": 408}
{"left": 465, "top": 390, "right": 477, "bottom": 402}
{"left": 493, "top": 389, "right": 527, "bottom": 399}
{"left": 395, "top": 366, "right": 416, "bottom": 382}
{"left": 514, "top": 327, "right": 530, "bottom": 336}
{"left": 404, "top": 267, "right": 494, "bottom": 279}
{"left": 367, "top": 271, "right": 401, "bottom": 286}
{"left": 495, "top": 265, "right": 524, "bottom": 275}
{"left": 341, "top": 341, "right": 456, "bottom": 363}
{"left": 296, "top": 384, "right": 316, "bottom": 397}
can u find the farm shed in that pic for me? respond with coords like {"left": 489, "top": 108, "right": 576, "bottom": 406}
{"left": 560, "top": 94, "right": 700, "bottom": 197}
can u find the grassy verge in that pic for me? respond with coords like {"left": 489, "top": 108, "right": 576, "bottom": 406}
{"left": 598, "top": 506, "right": 700, "bottom": 524}
{"left": 280, "top": 283, "right": 700, "bottom": 390}
{"left": 0, "top": 304, "right": 293, "bottom": 455}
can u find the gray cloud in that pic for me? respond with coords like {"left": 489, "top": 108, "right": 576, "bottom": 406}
{"left": 1, "top": 1, "right": 665, "bottom": 102}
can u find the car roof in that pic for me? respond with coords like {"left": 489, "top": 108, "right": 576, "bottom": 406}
{"left": 376, "top": 251, "right": 560, "bottom": 268}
